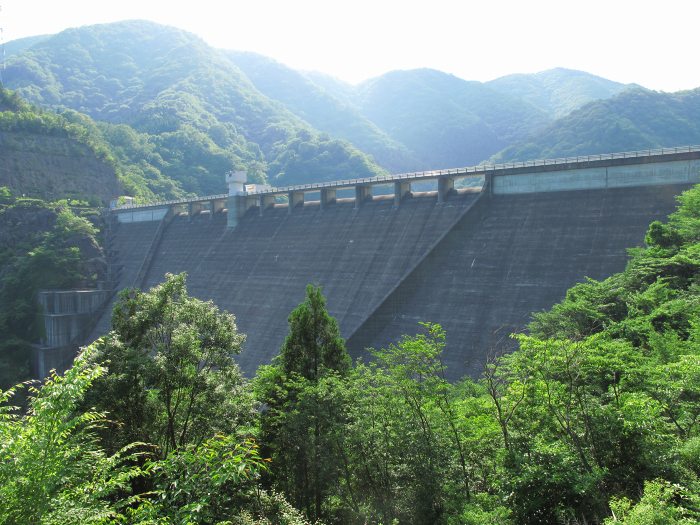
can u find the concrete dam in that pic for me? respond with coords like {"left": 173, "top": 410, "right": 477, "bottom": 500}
{"left": 82, "top": 146, "right": 700, "bottom": 380}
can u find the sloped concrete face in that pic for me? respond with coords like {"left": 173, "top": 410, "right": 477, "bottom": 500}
{"left": 138, "top": 193, "right": 480, "bottom": 375}
{"left": 103, "top": 181, "right": 692, "bottom": 380}
{"left": 347, "top": 184, "right": 691, "bottom": 380}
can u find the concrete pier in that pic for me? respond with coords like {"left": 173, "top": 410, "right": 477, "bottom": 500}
{"left": 437, "top": 177, "right": 455, "bottom": 203}
{"left": 288, "top": 191, "right": 305, "bottom": 213}
{"left": 260, "top": 194, "right": 276, "bottom": 215}
{"left": 394, "top": 181, "right": 411, "bottom": 207}
{"left": 354, "top": 185, "right": 372, "bottom": 208}
{"left": 321, "top": 188, "right": 336, "bottom": 210}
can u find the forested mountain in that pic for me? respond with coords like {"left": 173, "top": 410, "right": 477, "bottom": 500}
{"left": 355, "top": 68, "right": 551, "bottom": 169}
{"left": 226, "top": 51, "right": 418, "bottom": 172}
{"left": 3, "top": 21, "right": 385, "bottom": 195}
{"left": 495, "top": 87, "right": 700, "bottom": 161}
{"left": 5, "top": 19, "right": 700, "bottom": 197}
{"left": 488, "top": 67, "right": 634, "bottom": 119}
{"left": 303, "top": 70, "right": 359, "bottom": 106}
{"left": 3, "top": 35, "right": 50, "bottom": 59}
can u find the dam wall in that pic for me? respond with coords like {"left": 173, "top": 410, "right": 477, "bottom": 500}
{"left": 85, "top": 219, "right": 161, "bottom": 343}
{"left": 90, "top": 146, "right": 700, "bottom": 380}
{"left": 108, "top": 191, "right": 481, "bottom": 374}
{"left": 346, "top": 184, "right": 691, "bottom": 379}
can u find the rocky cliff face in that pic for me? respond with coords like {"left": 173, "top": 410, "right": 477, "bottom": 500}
{"left": 0, "top": 130, "right": 121, "bottom": 203}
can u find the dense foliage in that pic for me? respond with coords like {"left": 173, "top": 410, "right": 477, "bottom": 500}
{"left": 0, "top": 87, "right": 181, "bottom": 202}
{"left": 256, "top": 285, "right": 350, "bottom": 520}
{"left": 0, "top": 345, "right": 312, "bottom": 525}
{"left": 85, "top": 273, "right": 253, "bottom": 457}
{"left": 0, "top": 188, "right": 104, "bottom": 388}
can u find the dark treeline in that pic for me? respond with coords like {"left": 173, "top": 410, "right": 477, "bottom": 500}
{"left": 2, "top": 184, "right": 700, "bottom": 523}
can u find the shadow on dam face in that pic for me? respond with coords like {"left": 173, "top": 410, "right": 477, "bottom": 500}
{"left": 347, "top": 183, "right": 692, "bottom": 380}
{"left": 106, "top": 183, "right": 690, "bottom": 380}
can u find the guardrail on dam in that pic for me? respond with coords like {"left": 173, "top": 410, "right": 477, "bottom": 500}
{"left": 94, "top": 145, "right": 700, "bottom": 379}
{"left": 113, "top": 145, "right": 700, "bottom": 222}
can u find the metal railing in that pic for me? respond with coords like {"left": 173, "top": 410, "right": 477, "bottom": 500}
{"left": 112, "top": 145, "right": 700, "bottom": 211}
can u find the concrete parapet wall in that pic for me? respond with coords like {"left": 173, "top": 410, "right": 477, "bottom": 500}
{"left": 494, "top": 159, "right": 700, "bottom": 194}
{"left": 41, "top": 314, "right": 88, "bottom": 348}
{"left": 116, "top": 207, "right": 169, "bottom": 223}
{"left": 38, "top": 289, "right": 110, "bottom": 316}
{"left": 38, "top": 289, "right": 110, "bottom": 348}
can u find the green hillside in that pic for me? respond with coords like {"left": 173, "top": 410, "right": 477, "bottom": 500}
{"left": 495, "top": 87, "right": 700, "bottom": 162}
{"left": 3, "top": 21, "right": 386, "bottom": 193}
{"left": 303, "top": 71, "right": 359, "bottom": 106}
{"left": 0, "top": 89, "right": 122, "bottom": 203}
{"left": 356, "top": 68, "right": 550, "bottom": 169}
{"left": 226, "top": 51, "right": 418, "bottom": 173}
{"left": 0, "top": 187, "right": 106, "bottom": 388}
{"left": 0, "top": 86, "right": 187, "bottom": 202}
{"left": 488, "top": 67, "right": 635, "bottom": 119}
{"left": 2, "top": 35, "right": 51, "bottom": 59}
{"left": 6, "top": 20, "right": 700, "bottom": 194}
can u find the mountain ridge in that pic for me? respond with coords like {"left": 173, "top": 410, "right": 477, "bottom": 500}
{"left": 5, "top": 19, "right": 700, "bottom": 196}
{"left": 3, "top": 20, "right": 386, "bottom": 196}
{"left": 494, "top": 86, "right": 700, "bottom": 162}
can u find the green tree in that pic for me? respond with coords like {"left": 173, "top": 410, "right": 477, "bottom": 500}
{"left": 0, "top": 343, "right": 311, "bottom": 525}
{"left": 605, "top": 479, "right": 700, "bottom": 524}
{"left": 87, "top": 272, "right": 253, "bottom": 456}
{"left": 127, "top": 433, "right": 312, "bottom": 525}
{"left": 279, "top": 283, "right": 350, "bottom": 380}
{"left": 256, "top": 284, "right": 351, "bottom": 521}
{"left": 338, "top": 324, "right": 502, "bottom": 525}
{"left": 0, "top": 345, "right": 146, "bottom": 525}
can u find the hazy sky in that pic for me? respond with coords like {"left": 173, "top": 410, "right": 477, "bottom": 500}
{"left": 2, "top": 0, "right": 697, "bottom": 91}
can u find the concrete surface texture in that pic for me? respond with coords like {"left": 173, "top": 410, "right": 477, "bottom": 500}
{"left": 101, "top": 182, "right": 690, "bottom": 379}
{"left": 347, "top": 184, "right": 690, "bottom": 379}
{"left": 86, "top": 220, "right": 161, "bottom": 343}
{"left": 112, "top": 192, "right": 480, "bottom": 374}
